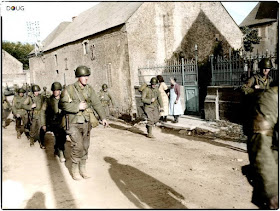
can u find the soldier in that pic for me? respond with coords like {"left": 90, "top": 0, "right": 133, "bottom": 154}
{"left": 42, "top": 86, "right": 51, "bottom": 99}
{"left": 98, "top": 84, "right": 115, "bottom": 118}
{"left": 11, "top": 88, "right": 32, "bottom": 139}
{"left": 59, "top": 65, "right": 108, "bottom": 180}
{"left": 241, "top": 58, "right": 274, "bottom": 137}
{"left": 247, "top": 83, "right": 278, "bottom": 209}
{"left": 141, "top": 77, "right": 163, "bottom": 138}
{"left": 241, "top": 58, "right": 273, "bottom": 95}
{"left": 29, "top": 85, "right": 45, "bottom": 148}
{"left": 2, "top": 92, "right": 12, "bottom": 129}
{"left": 41, "top": 82, "right": 66, "bottom": 162}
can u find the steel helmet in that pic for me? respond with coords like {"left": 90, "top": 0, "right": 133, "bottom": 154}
{"left": 18, "top": 88, "right": 26, "bottom": 93}
{"left": 150, "top": 77, "right": 158, "bottom": 85}
{"left": 31, "top": 85, "right": 41, "bottom": 92}
{"left": 259, "top": 58, "right": 273, "bottom": 69}
{"left": 102, "top": 84, "right": 108, "bottom": 89}
{"left": 51, "top": 82, "right": 62, "bottom": 91}
{"left": 75, "top": 65, "right": 91, "bottom": 77}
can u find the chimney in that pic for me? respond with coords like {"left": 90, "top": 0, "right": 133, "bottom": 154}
{"left": 72, "top": 16, "right": 77, "bottom": 22}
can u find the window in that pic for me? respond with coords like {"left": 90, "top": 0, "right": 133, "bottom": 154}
{"left": 64, "top": 58, "right": 68, "bottom": 70}
{"left": 54, "top": 54, "right": 58, "bottom": 66}
{"left": 107, "top": 63, "right": 112, "bottom": 87}
{"left": 82, "top": 40, "right": 89, "bottom": 55}
{"left": 90, "top": 44, "right": 95, "bottom": 60}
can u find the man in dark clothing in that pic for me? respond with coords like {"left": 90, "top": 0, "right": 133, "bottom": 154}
{"left": 41, "top": 82, "right": 66, "bottom": 162}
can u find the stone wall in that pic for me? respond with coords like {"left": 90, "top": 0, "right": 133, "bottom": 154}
{"left": 126, "top": 2, "right": 243, "bottom": 114}
{"left": 204, "top": 86, "right": 242, "bottom": 123}
{"left": 2, "top": 50, "right": 30, "bottom": 87}
{"left": 29, "top": 25, "right": 133, "bottom": 112}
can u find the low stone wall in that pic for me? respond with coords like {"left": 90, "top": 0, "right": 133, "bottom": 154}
{"left": 204, "top": 86, "right": 242, "bottom": 123}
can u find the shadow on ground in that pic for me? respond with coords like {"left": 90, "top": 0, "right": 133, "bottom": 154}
{"left": 104, "top": 156, "right": 187, "bottom": 209}
{"left": 161, "top": 127, "right": 247, "bottom": 153}
{"left": 25, "top": 192, "right": 46, "bottom": 209}
{"left": 109, "top": 123, "right": 147, "bottom": 137}
{"left": 43, "top": 133, "right": 77, "bottom": 208}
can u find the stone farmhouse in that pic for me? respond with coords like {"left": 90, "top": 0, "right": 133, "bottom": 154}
{"left": 240, "top": 2, "right": 278, "bottom": 55}
{"left": 2, "top": 49, "right": 30, "bottom": 88}
{"left": 29, "top": 2, "right": 243, "bottom": 117}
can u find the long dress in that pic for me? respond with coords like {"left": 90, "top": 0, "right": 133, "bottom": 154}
{"left": 169, "top": 87, "right": 183, "bottom": 116}
{"left": 158, "top": 82, "right": 169, "bottom": 116}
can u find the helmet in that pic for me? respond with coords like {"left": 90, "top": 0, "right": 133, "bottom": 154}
{"left": 259, "top": 58, "right": 273, "bottom": 69}
{"left": 51, "top": 82, "right": 62, "bottom": 91}
{"left": 150, "top": 77, "right": 158, "bottom": 85}
{"left": 31, "top": 85, "right": 41, "bottom": 92}
{"left": 43, "top": 86, "right": 47, "bottom": 90}
{"left": 102, "top": 84, "right": 108, "bottom": 89}
{"left": 75, "top": 66, "right": 91, "bottom": 77}
{"left": 18, "top": 88, "right": 26, "bottom": 93}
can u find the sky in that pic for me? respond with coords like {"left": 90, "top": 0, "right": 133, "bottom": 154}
{"left": 1, "top": 1, "right": 258, "bottom": 44}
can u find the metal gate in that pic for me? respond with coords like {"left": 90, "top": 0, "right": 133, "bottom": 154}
{"left": 138, "top": 58, "right": 199, "bottom": 114}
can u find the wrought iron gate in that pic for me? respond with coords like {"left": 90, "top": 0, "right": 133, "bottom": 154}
{"left": 138, "top": 58, "right": 199, "bottom": 114}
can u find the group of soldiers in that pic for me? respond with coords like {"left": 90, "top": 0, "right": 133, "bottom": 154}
{"left": 2, "top": 65, "right": 115, "bottom": 180}
{"left": 1, "top": 59, "right": 278, "bottom": 207}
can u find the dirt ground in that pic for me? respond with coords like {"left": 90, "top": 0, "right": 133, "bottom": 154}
{"left": 2, "top": 117, "right": 258, "bottom": 209}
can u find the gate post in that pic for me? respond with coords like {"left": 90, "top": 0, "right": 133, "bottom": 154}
{"left": 181, "top": 58, "right": 185, "bottom": 86}
{"left": 210, "top": 55, "right": 214, "bottom": 85}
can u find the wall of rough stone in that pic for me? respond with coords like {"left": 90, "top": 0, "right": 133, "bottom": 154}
{"left": 29, "top": 25, "right": 132, "bottom": 112}
{"left": 126, "top": 2, "right": 243, "bottom": 114}
{"left": 2, "top": 50, "right": 30, "bottom": 87}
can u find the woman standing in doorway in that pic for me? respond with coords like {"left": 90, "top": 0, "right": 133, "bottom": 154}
{"left": 157, "top": 75, "right": 169, "bottom": 122}
{"left": 169, "top": 78, "right": 183, "bottom": 123}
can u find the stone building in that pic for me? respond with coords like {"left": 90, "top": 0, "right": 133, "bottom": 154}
{"left": 2, "top": 49, "right": 30, "bottom": 88}
{"left": 240, "top": 2, "right": 278, "bottom": 55}
{"left": 29, "top": 2, "right": 243, "bottom": 117}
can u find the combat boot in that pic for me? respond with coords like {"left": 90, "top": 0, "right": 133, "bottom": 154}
{"left": 71, "top": 162, "right": 82, "bottom": 180}
{"left": 147, "top": 125, "right": 154, "bottom": 138}
{"left": 79, "top": 159, "right": 91, "bottom": 179}
{"left": 17, "top": 131, "right": 21, "bottom": 139}
{"left": 30, "top": 138, "right": 34, "bottom": 147}
{"left": 58, "top": 150, "right": 66, "bottom": 163}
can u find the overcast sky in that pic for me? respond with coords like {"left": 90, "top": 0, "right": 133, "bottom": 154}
{"left": 1, "top": 1, "right": 258, "bottom": 44}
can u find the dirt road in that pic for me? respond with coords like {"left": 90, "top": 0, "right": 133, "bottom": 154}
{"left": 2, "top": 118, "right": 257, "bottom": 209}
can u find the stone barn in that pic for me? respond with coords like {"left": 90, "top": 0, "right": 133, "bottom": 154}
{"left": 29, "top": 2, "right": 243, "bottom": 117}
{"left": 2, "top": 49, "right": 30, "bottom": 88}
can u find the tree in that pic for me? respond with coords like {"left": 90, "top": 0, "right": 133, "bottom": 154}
{"left": 241, "top": 26, "right": 262, "bottom": 52}
{"left": 2, "top": 41, "right": 34, "bottom": 70}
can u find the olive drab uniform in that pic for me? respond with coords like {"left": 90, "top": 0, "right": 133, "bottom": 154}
{"left": 247, "top": 86, "right": 278, "bottom": 209}
{"left": 241, "top": 74, "right": 273, "bottom": 95}
{"left": 142, "top": 86, "right": 163, "bottom": 125}
{"left": 41, "top": 94, "right": 67, "bottom": 160}
{"left": 141, "top": 78, "right": 163, "bottom": 138}
{"left": 59, "top": 81, "right": 106, "bottom": 163}
{"left": 29, "top": 93, "right": 45, "bottom": 147}
{"left": 12, "top": 92, "right": 32, "bottom": 139}
{"left": 98, "top": 89, "right": 114, "bottom": 118}
{"left": 2, "top": 92, "right": 11, "bottom": 128}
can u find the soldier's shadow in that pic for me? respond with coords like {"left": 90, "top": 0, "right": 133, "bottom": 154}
{"left": 109, "top": 123, "right": 147, "bottom": 137}
{"left": 25, "top": 192, "right": 46, "bottom": 209}
{"left": 104, "top": 156, "right": 187, "bottom": 209}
